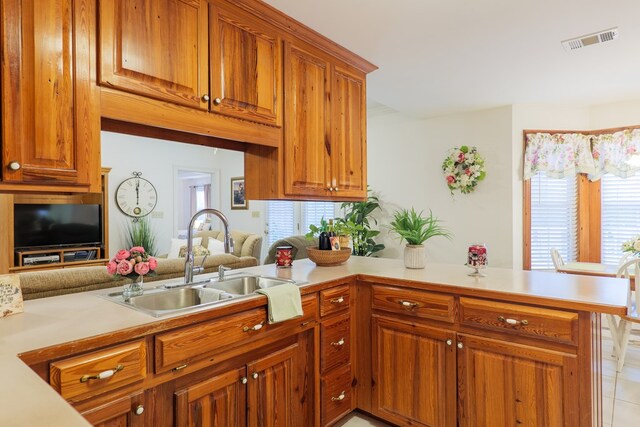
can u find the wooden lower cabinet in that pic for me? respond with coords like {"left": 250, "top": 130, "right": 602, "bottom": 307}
{"left": 77, "top": 389, "right": 148, "bottom": 427}
{"left": 371, "top": 315, "right": 457, "bottom": 427}
{"left": 457, "top": 334, "right": 579, "bottom": 427}
{"left": 172, "top": 338, "right": 310, "bottom": 427}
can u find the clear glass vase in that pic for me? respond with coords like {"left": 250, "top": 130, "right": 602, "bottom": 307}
{"left": 122, "top": 275, "right": 144, "bottom": 298}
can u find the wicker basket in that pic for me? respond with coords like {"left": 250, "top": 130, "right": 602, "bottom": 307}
{"left": 307, "top": 247, "right": 351, "bottom": 267}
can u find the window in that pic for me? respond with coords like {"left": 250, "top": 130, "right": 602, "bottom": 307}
{"left": 529, "top": 173, "right": 578, "bottom": 270}
{"left": 601, "top": 172, "right": 640, "bottom": 265}
{"left": 525, "top": 171, "right": 640, "bottom": 269}
{"left": 266, "top": 201, "right": 336, "bottom": 246}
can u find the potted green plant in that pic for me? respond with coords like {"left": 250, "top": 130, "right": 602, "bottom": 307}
{"left": 340, "top": 189, "right": 385, "bottom": 257}
{"left": 389, "top": 208, "right": 452, "bottom": 269}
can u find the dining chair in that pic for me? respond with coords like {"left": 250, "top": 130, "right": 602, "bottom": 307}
{"left": 550, "top": 248, "right": 565, "bottom": 270}
{"left": 606, "top": 257, "right": 640, "bottom": 372}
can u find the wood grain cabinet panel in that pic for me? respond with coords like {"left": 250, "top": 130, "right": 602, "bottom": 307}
{"left": 50, "top": 340, "right": 147, "bottom": 402}
{"left": 372, "top": 315, "right": 457, "bottom": 427}
{"left": 99, "top": 0, "right": 209, "bottom": 109}
{"left": 321, "top": 312, "right": 351, "bottom": 374}
{"left": 210, "top": 2, "right": 282, "bottom": 126}
{"left": 320, "top": 284, "right": 351, "bottom": 317}
{"left": 372, "top": 285, "right": 455, "bottom": 323}
{"left": 283, "top": 41, "right": 332, "bottom": 198}
{"left": 78, "top": 389, "right": 148, "bottom": 427}
{"left": 457, "top": 334, "right": 579, "bottom": 427}
{"left": 175, "top": 367, "right": 246, "bottom": 427}
{"left": 1, "top": 0, "right": 99, "bottom": 190}
{"left": 321, "top": 363, "right": 353, "bottom": 426}
{"left": 459, "top": 297, "right": 579, "bottom": 345}
{"left": 331, "top": 65, "right": 367, "bottom": 198}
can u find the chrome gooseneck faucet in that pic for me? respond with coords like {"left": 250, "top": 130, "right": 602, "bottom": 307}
{"left": 184, "top": 208, "right": 234, "bottom": 284}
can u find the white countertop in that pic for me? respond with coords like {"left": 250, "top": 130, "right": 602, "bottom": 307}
{"left": 0, "top": 257, "right": 630, "bottom": 426}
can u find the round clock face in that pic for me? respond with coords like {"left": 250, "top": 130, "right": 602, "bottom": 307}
{"left": 115, "top": 177, "right": 157, "bottom": 218}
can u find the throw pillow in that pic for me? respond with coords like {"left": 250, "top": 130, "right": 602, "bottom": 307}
{"left": 178, "top": 244, "right": 210, "bottom": 258}
{"left": 207, "top": 238, "right": 226, "bottom": 255}
{"left": 168, "top": 237, "right": 202, "bottom": 259}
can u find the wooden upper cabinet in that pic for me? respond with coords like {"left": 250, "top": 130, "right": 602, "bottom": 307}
{"left": 283, "top": 41, "right": 332, "bottom": 198}
{"left": 210, "top": 2, "right": 282, "bottom": 126}
{"left": 0, "top": 0, "right": 100, "bottom": 191}
{"left": 99, "top": 0, "right": 209, "bottom": 109}
{"left": 457, "top": 334, "right": 579, "bottom": 427}
{"left": 331, "top": 65, "right": 367, "bottom": 198}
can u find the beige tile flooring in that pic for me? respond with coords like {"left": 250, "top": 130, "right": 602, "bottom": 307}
{"left": 338, "top": 322, "right": 640, "bottom": 427}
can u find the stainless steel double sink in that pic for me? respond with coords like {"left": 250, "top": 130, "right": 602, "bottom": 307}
{"left": 103, "top": 274, "right": 298, "bottom": 317}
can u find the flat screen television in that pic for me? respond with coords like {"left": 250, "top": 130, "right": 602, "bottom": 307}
{"left": 13, "top": 204, "right": 102, "bottom": 250}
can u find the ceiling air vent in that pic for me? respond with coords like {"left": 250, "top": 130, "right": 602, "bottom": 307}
{"left": 561, "top": 27, "right": 619, "bottom": 51}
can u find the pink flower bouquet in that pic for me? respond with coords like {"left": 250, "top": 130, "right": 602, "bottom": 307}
{"left": 107, "top": 246, "right": 157, "bottom": 281}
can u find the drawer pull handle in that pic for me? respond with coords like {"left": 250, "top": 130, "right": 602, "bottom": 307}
{"left": 80, "top": 364, "right": 124, "bottom": 383}
{"left": 243, "top": 321, "right": 265, "bottom": 332}
{"left": 498, "top": 316, "right": 529, "bottom": 326}
{"left": 331, "top": 391, "right": 346, "bottom": 401}
{"left": 300, "top": 321, "right": 310, "bottom": 327}
{"left": 331, "top": 338, "right": 345, "bottom": 347}
{"left": 330, "top": 296, "right": 345, "bottom": 304}
{"left": 399, "top": 300, "right": 418, "bottom": 308}
{"left": 172, "top": 364, "right": 188, "bottom": 372}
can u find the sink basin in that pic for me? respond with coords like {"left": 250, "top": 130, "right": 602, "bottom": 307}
{"left": 102, "top": 274, "right": 300, "bottom": 317}
{"left": 206, "top": 275, "right": 295, "bottom": 295}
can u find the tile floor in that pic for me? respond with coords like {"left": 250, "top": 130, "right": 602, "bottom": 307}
{"left": 338, "top": 321, "right": 640, "bottom": 427}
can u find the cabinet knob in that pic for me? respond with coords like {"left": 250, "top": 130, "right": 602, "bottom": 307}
{"left": 331, "top": 338, "right": 345, "bottom": 347}
{"left": 334, "top": 187, "right": 339, "bottom": 192}
{"left": 327, "top": 186, "right": 334, "bottom": 192}
{"left": 445, "top": 339, "right": 453, "bottom": 346}
{"left": 134, "top": 405, "right": 144, "bottom": 416}
{"left": 252, "top": 372, "right": 259, "bottom": 380}
{"left": 213, "top": 97, "right": 222, "bottom": 105}
{"left": 8, "top": 161, "right": 21, "bottom": 171}
{"left": 457, "top": 342, "right": 464, "bottom": 349}
{"left": 241, "top": 377, "right": 248, "bottom": 384}
{"left": 202, "top": 94, "right": 210, "bottom": 102}
{"left": 331, "top": 391, "right": 346, "bottom": 401}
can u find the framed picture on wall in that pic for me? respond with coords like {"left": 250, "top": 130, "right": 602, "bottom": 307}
{"left": 231, "top": 177, "right": 248, "bottom": 210}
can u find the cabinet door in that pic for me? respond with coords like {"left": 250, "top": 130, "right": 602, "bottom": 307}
{"left": 210, "top": 2, "right": 281, "bottom": 126}
{"left": 1, "top": 0, "right": 99, "bottom": 188}
{"left": 79, "top": 390, "right": 147, "bottom": 427}
{"left": 372, "top": 315, "right": 457, "bottom": 427}
{"left": 174, "top": 367, "right": 246, "bottom": 427}
{"left": 331, "top": 65, "right": 367, "bottom": 198}
{"left": 99, "top": 0, "right": 209, "bottom": 109}
{"left": 247, "top": 344, "right": 298, "bottom": 427}
{"left": 283, "top": 41, "right": 332, "bottom": 198}
{"left": 457, "top": 334, "right": 579, "bottom": 427}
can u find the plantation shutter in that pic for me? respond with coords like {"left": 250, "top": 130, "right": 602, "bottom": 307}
{"left": 301, "top": 202, "right": 336, "bottom": 234}
{"left": 530, "top": 173, "right": 578, "bottom": 270}
{"left": 600, "top": 172, "right": 640, "bottom": 265}
{"left": 266, "top": 201, "right": 295, "bottom": 246}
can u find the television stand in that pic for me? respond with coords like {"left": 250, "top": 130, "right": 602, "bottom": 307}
{"left": 11, "top": 246, "right": 107, "bottom": 272}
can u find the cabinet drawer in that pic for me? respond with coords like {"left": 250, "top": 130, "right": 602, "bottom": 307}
{"left": 321, "top": 364, "right": 353, "bottom": 427}
{"left": 156, "top": 295, "right": 317, "bottom": 372}
{"left": 50, "top": 340, "right": 147, "bottom": 401}
{"left": 459, "top": 297, "right": 579, "bottom": 345}
{"left": 320, "top": 284, "right": 350, "bottom": 317}
{"left": 372, "top": 285, "right": 455, "bottom": 323}
{"left": 321, "top": 313, "right": 350, "bottom": 374}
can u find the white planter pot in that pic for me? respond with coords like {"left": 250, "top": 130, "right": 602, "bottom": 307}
{"left": 404, "top": 244, "right": 426, "bottom": 269}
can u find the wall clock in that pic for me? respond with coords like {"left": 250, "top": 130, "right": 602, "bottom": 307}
{"left": 115, "top": 172, "right": 157, "bottom": 218}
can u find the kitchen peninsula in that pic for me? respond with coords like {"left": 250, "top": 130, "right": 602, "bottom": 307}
{"left": 0, "top": 257, "right": 628, "bottom": 426}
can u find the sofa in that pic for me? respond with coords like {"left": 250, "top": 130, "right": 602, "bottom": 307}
{"left": 19, "top": 230, "right": 262, "bottom": 300}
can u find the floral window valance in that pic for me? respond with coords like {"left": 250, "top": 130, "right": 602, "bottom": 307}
{"left": 524, "top": 128, "right": 640, "bottom": 181}
{"left": 523, "top": 133, "right": 596, "bottom": 180}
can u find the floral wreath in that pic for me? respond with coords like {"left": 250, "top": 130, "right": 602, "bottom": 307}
{"left": 441, "top": 146, "right": 486, "bottom": 194}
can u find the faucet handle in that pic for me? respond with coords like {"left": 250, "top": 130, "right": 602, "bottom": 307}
{"left": 226, "top": 236, "right": 235, "bottom": 254}
{"left": 218, "top": 265, "right": 232, "bottom": 280}
{"left": 192, "top": 254, "right": 208, "bottom": 276}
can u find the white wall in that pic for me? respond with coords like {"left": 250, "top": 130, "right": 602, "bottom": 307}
{"left": 590, "top": 99, "right": 640, "bottom": 129}
{"left": 101, "top": 132, "right": 264, "bottom": 257}
{"left": 367, "top": 106, "right": 515, "bottom": 267}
